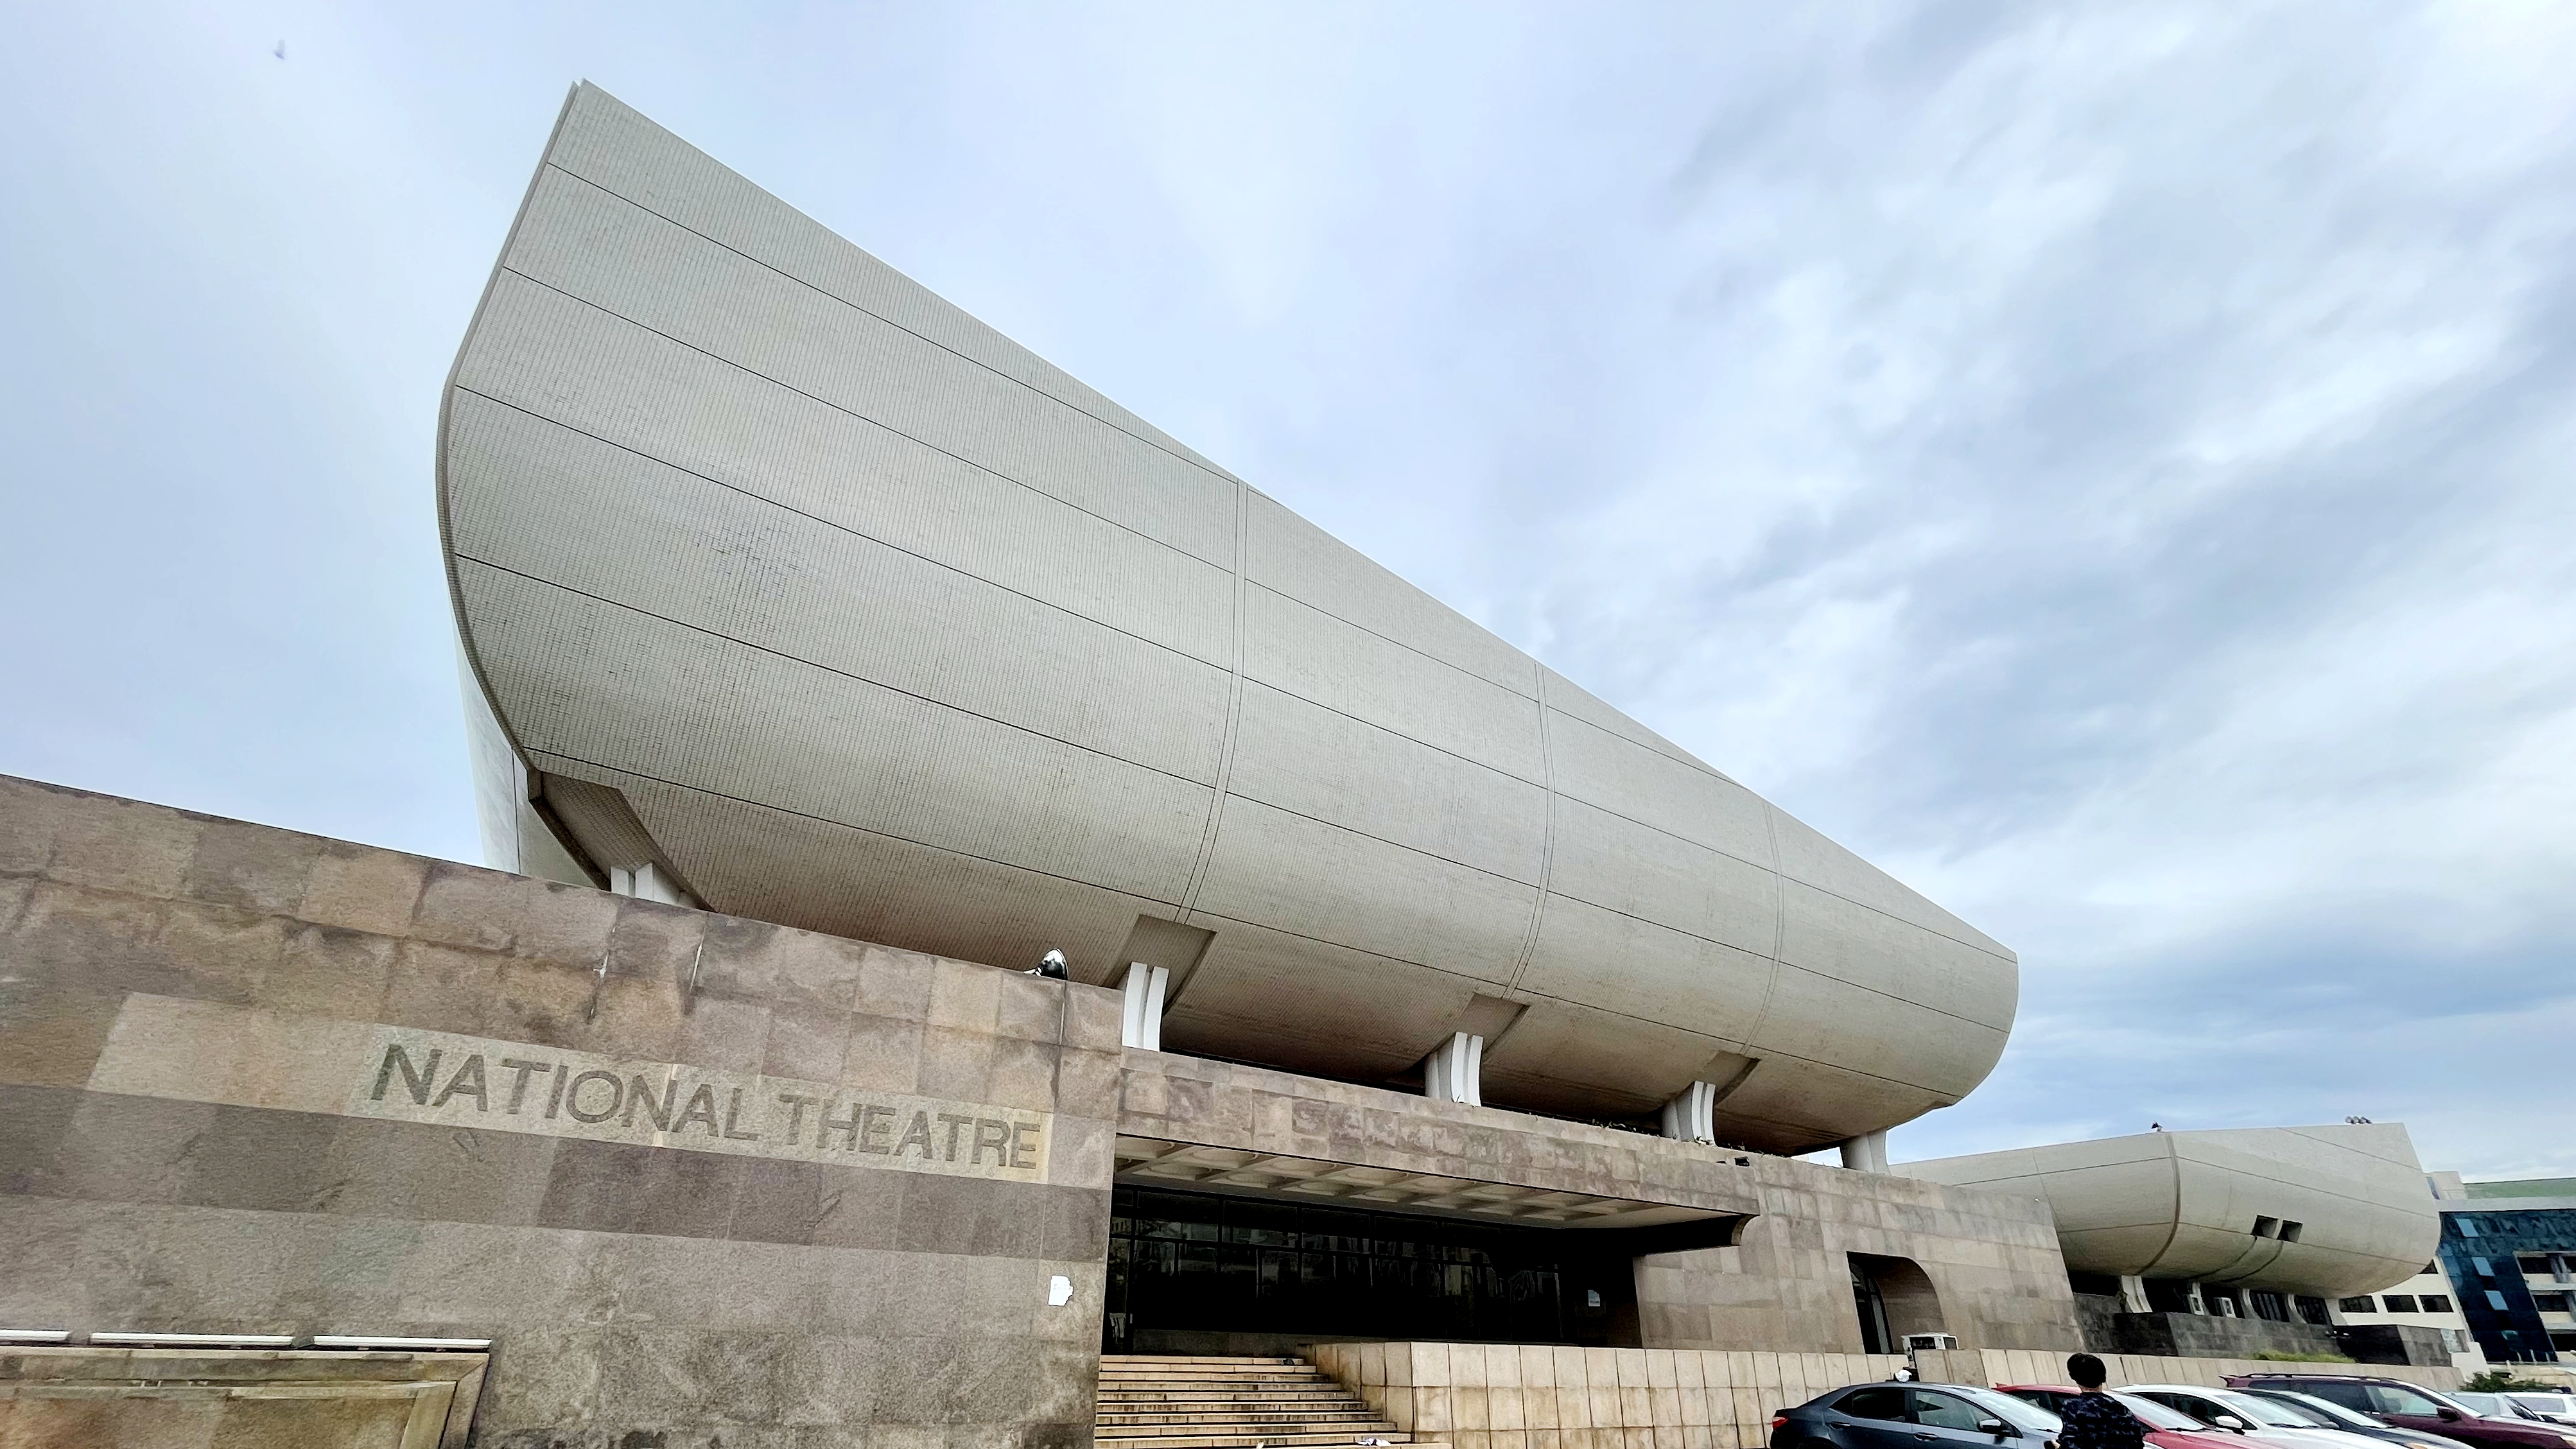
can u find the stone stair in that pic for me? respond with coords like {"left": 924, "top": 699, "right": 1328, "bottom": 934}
{"left": 1095, "top": 1355, "right": 1444, "bottom": 1449}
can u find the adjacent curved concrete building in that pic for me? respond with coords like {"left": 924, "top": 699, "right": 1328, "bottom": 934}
{"left": 440, "top": 83, "right": 2017, "bottom": 1152}
{"left": 1899, "top": 1124, "right": 2440, "bottom": 1297}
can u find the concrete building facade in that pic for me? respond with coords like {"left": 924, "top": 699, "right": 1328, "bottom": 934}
{"left": 440, "top": 82, "right": 2017, "bottom": 1156}
{"left": 1901, "top": 1125, "right": 2446, "bottom": 1364}
{"left": 1, "top": 776, "right": 2082, "bottom": 1445}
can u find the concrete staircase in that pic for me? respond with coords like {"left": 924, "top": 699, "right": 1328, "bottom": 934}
{"left": 1094, "top": 1355, "right": 1443, "bottom": 1449}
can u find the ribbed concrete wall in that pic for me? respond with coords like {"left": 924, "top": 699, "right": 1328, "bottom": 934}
{"left": 1899, "top": 1124, "right": 2441, "bottom": 1297}
{"left": 441, "top": 83, "right": 2017, "bottom": 1152}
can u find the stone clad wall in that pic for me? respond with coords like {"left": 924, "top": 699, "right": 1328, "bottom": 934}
{"left": 1309, "top": 1341, "right": 1911, "bottom": 1449}
{"left": 0, "top": 774, "right": 1122, "bottom": 1448}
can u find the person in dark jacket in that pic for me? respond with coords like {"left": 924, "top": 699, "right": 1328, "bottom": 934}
{"left": 2057, "top": 1355, "right": 2147, "bottom": 1449}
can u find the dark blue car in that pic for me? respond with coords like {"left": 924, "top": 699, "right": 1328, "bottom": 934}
{"left": 1773, "top": 1382, "right": 2066, "bottom": 1449}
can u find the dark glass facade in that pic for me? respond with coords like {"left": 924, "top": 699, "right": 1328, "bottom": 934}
{"left": 1105, "top": 1184, "right": 1641, "bottom": 1354}
{"left": 2437, "top": 1206, "right": 2576, "bottom": 1363}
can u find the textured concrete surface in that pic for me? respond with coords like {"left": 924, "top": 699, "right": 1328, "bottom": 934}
{"left": 1307, "top": 1341, "right": 1913, "bottom": 1449}
{"left": 1910, "top": 1346, "right": 2462, "bottom": 1392}
{"left": 0, "top": 774, "right": 1119, "bottom": 1449}
{"left": 1117, "top": 1051, "right": 2084, "bottom": 1353}
{"left": 1899, "top": 1125, "right": 2440, "bottom": 1297}
{"left": 440, "top": 81, "right": 2017, "bottom": 1152}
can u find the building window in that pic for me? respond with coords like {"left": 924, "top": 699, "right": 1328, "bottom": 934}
{"left": 2421, "top": 1294, "right": 2453, "bottom": 1314}
{"left": 2459, "top": 1219, "right": 2482, "bottom": 1237}
{"left": 2473, "top": 1256, "right": 2495, "bottom": 1277}
{"left": 2384, "top": 1294, "right": 2418, "bottom": 1312}
{"left": 2487, "top": 1290, "right": 2510, "bottom": 1310}
{"left": 2521, "top": 1255, "right": 2557, "bottom": 1276}
{"left": 2443, "top": 1328, "right": 2469, "bottom": 1353}
{"left": 2536, "top": 1292, "right": 2572, "bottom": 1312}
{"left": 2297, "top": 1295, "right": 2330, "bottom": 1324}
{"left": 2340, "top": 1296, "right": 2378, "bottom": 1313}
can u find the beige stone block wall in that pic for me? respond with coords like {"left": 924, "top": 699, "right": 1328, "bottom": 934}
{"left": 1914, "top": 1348, "right": 2464, "bottom": 1392}
{"left": 0, "top": 774, "right": 1122, "bottom": 1449}
{"left": 1309, "top": 1342, "right": 1911, "bottom": 1449}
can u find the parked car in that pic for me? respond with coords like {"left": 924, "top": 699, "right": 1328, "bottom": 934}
{"left": 2223, "top": 1376, "right": 2576, "bottom": 1449}
{"left": 2450, "top": 1397, "right": 2553, "bottom": 1424}
{"left": 2505, "top": 1398, "right": 2576, "bottom": 1427}
{"left": 1996, "top": 1384, "right": 2254, "bottom": 1449}
{"left": 2236, "top": 1387, "right": 2475, "bottom": 1449}
{"left": 2125, "top": 1384, "right": 2400, "bottom": 1449}
{"left": 1772, "top": 1382, "right": 2066, "bottom": 1449}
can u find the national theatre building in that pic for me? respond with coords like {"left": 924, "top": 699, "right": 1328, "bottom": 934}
{"left": 0, "top": 84, "right": 2457, "bottom": 1449}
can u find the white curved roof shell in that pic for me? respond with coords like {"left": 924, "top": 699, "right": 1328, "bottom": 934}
{"left": 1898, "top": 1123, "right": 2438, "bottom": 1297}
{"left": 440, "top": 84, "right": 2018, "bottom": 1152}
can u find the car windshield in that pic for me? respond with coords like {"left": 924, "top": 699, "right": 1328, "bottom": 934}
{"left": 2245, "top": 1396, "right": 2338, "bottom": 1428}
{"left": 2206, "top": 1391, "right": 2318, "bottom": 1428}
{"left": 2110, "top": 1394, "right": 2206, "bottom": 1431}
{"left": 1952, "top": 1387, "right": 2063, "bottom": 1433}
{"left": 2259, "top": 1392, "right": 2383, "bottom": 1431}
{"left": 2451, "top": 1396, "right": 2505, "bottom": 1417}
{"left": 2507, "top": 1396, "right": 2571, "bottom": 1414}
{"left": 2405, "top": 1389, "right": 2483, "bottom": 1418}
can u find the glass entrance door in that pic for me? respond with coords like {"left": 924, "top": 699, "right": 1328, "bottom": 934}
{"left": 1106, "top": 1184, "right": 1638, "bottom": 1354}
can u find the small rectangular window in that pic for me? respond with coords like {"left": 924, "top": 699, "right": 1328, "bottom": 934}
{"left": 2519, "top": 1255, "right": 2556, "bottom": 1276}
{"left": 2252, "top": 1215, "right": 2281, "bottom": 1238}
{"left": 2488, "top": 1290, "right": 2511, "bottom": 1310}
{"left": 2340, "top": 1296, "right": 2377, "bottom": 1312}
{"left": 2421, "top": 1294, "right": 2454, "bottom": 1313}
{"left": 2535, "top": 1292, "right": 2572, "bottom": 1312}
{"left": 2279, "top": 1220, "right": 2304, "bottom": 1242}
{"left": 2384, "top": 1294, "right": 2419, "bottom": 1312}
{"left": 2473, "top": 1256, "right": 2494, "bottom": 1276}
{"left": 2459, "top": 1218, "right": 2482, "bottom": 1237}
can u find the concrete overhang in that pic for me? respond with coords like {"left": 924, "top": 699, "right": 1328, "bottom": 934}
{"left": 1115, "top": 1135, "right": 1736, "bottom": 1231}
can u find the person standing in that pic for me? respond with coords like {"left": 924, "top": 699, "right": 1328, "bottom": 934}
{"left": 2055, "top": 1355, "right": 2146, "bottom": 1449}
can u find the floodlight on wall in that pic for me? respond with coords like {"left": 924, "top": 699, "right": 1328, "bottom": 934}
{"left": 1029, "top": 949, "right": 1068, "bottom": 980}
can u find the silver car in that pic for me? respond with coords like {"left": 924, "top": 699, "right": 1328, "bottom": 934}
{"left": 2507, "top": 1398, "right": 2576, "bottom": 1428}
{"left": 2127, "top": 1385, "right": 2406, "bottom": 1449}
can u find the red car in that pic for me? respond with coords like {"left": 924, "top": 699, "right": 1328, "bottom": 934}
{"left": 2001, "top": 1385, "right": 2254, "bottom": 1449}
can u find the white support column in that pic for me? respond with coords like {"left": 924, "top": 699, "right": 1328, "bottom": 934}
{"left": 2119, "top": 1274, "right": 2152, "bottom": 1314}
{"left": 1423, "top": 1032, "right": 1483, "bottom": 1106}
{"left": 1660, "top": 1080, "right": 1718, "bottom": 1145}
{"left": 608, "top": 862, "right": 695, "bottom": 908}
{"left": 1836, "top": 1129, "right": 1890, "bottom": 1174}
{"left": 1118, "top": 962, "right": 1169, "bottom": 1051}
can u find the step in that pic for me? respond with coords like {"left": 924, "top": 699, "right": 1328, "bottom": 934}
{"left": 1098, "top": 1389, "right": 1352, "bottom": 1398}
{"left": 1099, "top": 1427, "right": 1402, "bottom": 1439}
{"left": 1097, "top": 1430, "right": 1432, "bottom": 1441}
{"left": 1097, "top": 1420, "right": 1401, "bottom": 1430}
{"left": 1101, "top": 1369, "right": 1333, "bottom": 1380}
{"left": 1101, "top": 1357, "right": 1311, "bottom": 1366}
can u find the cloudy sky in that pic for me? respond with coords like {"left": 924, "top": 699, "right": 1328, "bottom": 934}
{"left": 6, "top": 2, "right": 2571, "bottom": 1178}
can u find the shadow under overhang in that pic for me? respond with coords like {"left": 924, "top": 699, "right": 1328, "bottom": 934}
{"left": 1115, "top": 1134, "right": 1752, "bottom": 1247}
